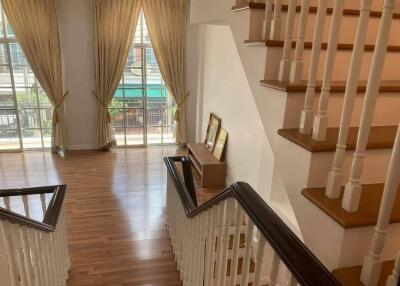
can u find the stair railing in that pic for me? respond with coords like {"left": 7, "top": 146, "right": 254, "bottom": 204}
{"left": 165, "top": 156, "right": 341, "bottom": 286}
{"left": 299, "top": 0, "right": 328, "bottom": 135}
{"left": 270, "top": 0, "right": 283, "bottom": 40}
{"left": 325, "top": 0, "right": 373, "bottom": 199}
{"left": 342, "top": 0, "right": 396, "bottom": 212}
{"left": 0, "top": 185, "right": 70, "bottom": 286}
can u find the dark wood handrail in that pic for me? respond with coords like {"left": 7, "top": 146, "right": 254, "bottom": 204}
{"left": 165, "top": 156, "right": 341, "bottom": 286}
{"left": 0, "top": 185, "right": 67, "bottom": 233}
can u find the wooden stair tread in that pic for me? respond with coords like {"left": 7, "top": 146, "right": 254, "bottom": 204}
{"left": 302, "top": 184, "right": 400, "bottom": 228}
{"left": 278, "top": 125, "right": 398, "bottom": 152}
{"left": 333, "top": 260, "right": 395, "bottom": 286}
{"left": 260, "top": 79, "right": 400, "bottom": 93}
{"left": 245, "top": 39, "right": 400, "bottom": 52}
{"left": 232, "top": 3, "right": 400, "bottom": 19}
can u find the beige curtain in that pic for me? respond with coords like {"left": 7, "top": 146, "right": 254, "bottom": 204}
{"left": 93, "top": 0, "right": 141, "bottom": 148}
{"left": 1, "top": 0, "right": 67, "bottom": 152}
{"left": 142, "top": 0, "right": 188, "bottom": 144}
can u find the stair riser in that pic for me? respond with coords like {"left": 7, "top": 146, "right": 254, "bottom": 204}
{"left": 283, "top": 92, "right": 400, "bottom": 129}
{"left": 264, "top": 46, "right": 400, "bottom": 81}
{"left": 308, "top": 149, "right": 392, "bottom": 188}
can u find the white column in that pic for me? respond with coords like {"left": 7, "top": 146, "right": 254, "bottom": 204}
{"left": 386, "top": 251, "right": 400, "bottom": 286}
{"left": 325, "top": 0, "right": 373, "bottom": 199}
{"left": 264, "top": 0, "right": 274, "bottom": 40}
{"left": 298, "top": 0, "right": 328, "bottom": 135}
{"left": 312, "top": 0, "right": 345, "bottom": 141}
{"left": 278, "top": 0, "right": 296, "bottom": 82}
{"left": 270, "top": 0, "right": 282, "bottom": 40}
{"left": 342, "top": 0, "right": 396, "bottom": 212}
{"left": 360, "top": 125, "right": 400, "bottom": 286}
{"left": 290, "top": 0, "right": 310, "bottom": 84}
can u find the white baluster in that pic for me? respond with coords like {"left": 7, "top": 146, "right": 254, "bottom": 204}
{"left": 264, "top": 0, "right": 274, "bottom": 40}
{"left": 221, "top": 199, "right": 234, "bottom": 286}
{"left": 20, "top": 226, "right": 34, "bottom": 286}
{"left": 270, "top": 0, "right": 282, "bottom": 40}
{"left": 288, "top": 274, "right": 298, "bottom": 286}
{"left": 3, "top": 197, "right": 11, "bottom": 210}
{"left": 0, "top": 220, "right": 18, "bottom": 286}
{"left": 13, "top": 224, "right": 29, "bottom": 286}
{"left": 253, "top": 233, "right": 266, "bottom": 286}
{"left": 325, "top": 0, "right": 373, "bottom": 199}
{"left": 298, "top": 0, "right": 328, "bottom": 134}
{"left": 40, "top": 194, "right": 46, "bottom": 216}
{"left": 240, "top": 218, "right": 254, "bottom": 286}
{"left": 229, "top": 202, "right": 242, "bottom": 286}
{"left": 386, "top": 251, "right": 400, "bottom": 286}
{"left": 290, "top": 0, "right": 310, "bottom": 83}
{"left": 269, "top": 252, "right": 281, "bottom": 286}
{"left": 312, "top": 0, "right": 345, "bottom": 141}
{"left": 278, "top": 0, "right": 296, "bottom": 82}
{"left": 205, "top": 207, "right": 217, "bottom": 286}
{"left": 215, "top": 201, "right": 227, "bottom": 285}
{"left": 27, "top": 229, "right": 44, "bottom": 286}
{"left": 196, "top": 213, "right": 206, "bottom": 286}
{"left": 22, "top": 196, "right": 30, "bottom": 218}
{"left": 40, "top": 232, "right": 51, "bottom": 286}
{"left": 360, "top": 125, "right": 400, "bottom": 286}
{"left": 342, "top": 0, "right": 396, "bottom": 212}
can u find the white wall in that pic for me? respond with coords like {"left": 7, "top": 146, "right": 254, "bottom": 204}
{"left": 195, "top": 24, "right": 274, "bottom": 200}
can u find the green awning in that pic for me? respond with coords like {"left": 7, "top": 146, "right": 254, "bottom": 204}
{"left": 115, "top": 84, "right": 168, "bottom": 98}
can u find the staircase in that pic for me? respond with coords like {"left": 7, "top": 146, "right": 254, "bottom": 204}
{"left": 180, "top": 0, "right": 400, "bottom": 285}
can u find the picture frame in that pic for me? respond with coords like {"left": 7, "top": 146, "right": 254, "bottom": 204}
{"left": 212, "top": 128, "right": 228, "bottom": 161}
{"left": 204, "top": 113, "right": 221, "bottom": 152}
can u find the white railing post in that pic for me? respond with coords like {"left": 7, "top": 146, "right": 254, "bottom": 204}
{"left": 269, "top": 252, "right": 281, "bottom": 286}
{"left": 386, "top": 251, "right": 400, "bottom": 286}
{"left": 40, "top": 194, "right": 46, "bottom": 216}
{"left": 325, "top": 0, "right": 373, "bottom": 199}
{"left": 264, "top": 0, "right": 274, "bottom": 40}
{"left": 312, "top": 0, "right": 345, "bottom": 141}
{"left": 298, "top": 0, "right": 328, "bottom": 135}
{"left": 3, "top": 197, "right": 11, "bottom": 210}
{"left": 0, "top": 221, "right": 13, "bottom": 286}
{"left": 342, "top": 0, "right": 396, "bottom": 212}
{"left": 229, "top": 202, "right": 242, "bottom": 286}
{"left": 278, "top": 0, "right": 296, "bottom": 82}
{"left": 270, "top": 0, "right": 282, "bottom": 40}
{"left": 240, "top": 218, "right": 254, "bottom": 286}
{"left": 22, "top": 196, "right": 30, "bottom": 218}
{"left": 253, "top": 234, "right": 266, "bottom": 286}
{"left": 360, "top": 125, "right": 400, "bottom": 286}
{"left": 290, "top": 0, "right": 310, "bottom": 84}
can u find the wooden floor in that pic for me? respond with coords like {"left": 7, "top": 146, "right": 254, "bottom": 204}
{"left": 0, "top": 147, "right": 202, "bottom": 286}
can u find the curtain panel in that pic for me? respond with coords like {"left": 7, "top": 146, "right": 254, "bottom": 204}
{"left": 142, "top": 0, "right": 188, "bottom": 145}
{"left": 1, "top": 0, "right": 67, "bottom": 152}
{"left": 92, "top": 0, "right": 141, "bottom": 148}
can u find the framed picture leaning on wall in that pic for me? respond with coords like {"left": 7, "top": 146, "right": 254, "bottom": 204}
{"left": 204, "top": 113, "right": 221, "bottom": 152}
{"left": 213, "top": 128, "right": 228, "bottom": 161}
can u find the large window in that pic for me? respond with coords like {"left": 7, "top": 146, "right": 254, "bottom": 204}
{"left": 109, "top": 12, "right": 176, "bottom": 146}
{"left": 0, "top": 6, "right": 52, "bottom": 151}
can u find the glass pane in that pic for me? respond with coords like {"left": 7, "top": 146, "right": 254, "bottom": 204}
{"left": 163, "top": 107, "right": 175, "bottom": 126}
{"left": 0, "top": 65, "right": 11, "bottom": 87}
{"left": 124, "top": 68, "right": 142, "bottom": 86}
{"left": 42, "top": 128, "right": 51, "bottom": 148}
{"left": 22, "top": 129, "right": 42, "bottom": 149}
{"left": 16, "top": 88, "right": 38, "bottom": 108}
{"left": 113, "top": 127, "right": 125, "bottom": 146}
{"left": 0, "top": 91, "right": 14, "bottom": 108}
{"left": 109, "top": 108, "right": 124, "bottom": 128}
{"left": 38, "top": 89, "right": 51, "bottom": 107}
{"left": 0, "top": 108, "right": 17, "bottom": 130}
{"left": 19, "top": 109, "right": 40, "bottom": 129}
{"left": 0, "top": 129, "right": 20, "bottom": 150}
{"left": 126, "top": 47, "right": 142, "bottom": 68}
{"left": 109, "top": 96, "right": 124, "bottom": 108}
{"left": 124, "top": 89, "right": 143, "bottom": 106}
{"left": 13, "top": 65, "right": 36, "bottom": 88}
{"left": 163, "top": 126, "right": 175, "bottom": 144}
{"left": 0, "top": 44, "right": 8, "bottom": 64}
{"left": 10, "top": 43, "right": 27, "bottom": 66}
{"left": 126, "top": 127, "right": 143, "bottom": 145}
{"left": 40, "top": 109, "right": 53, "bottom": 129}
{"left": 147, "top": 126, "right": 161, "bottom": 144}
{"left": 4, "top": 14, "right": 15, "bottom": 39}
{"left": 147, "top": 106, "right": 162, "bottom": 126}
{"left": 0, "top": 9, "right": 5, "bottom": 38}
{"left": 142, "top": 15, "right": 151, "bottom": 45}
{"left": 126, "top": 108, "right": 144, "bottom": 128}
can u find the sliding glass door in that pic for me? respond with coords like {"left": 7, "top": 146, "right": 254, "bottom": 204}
{"left": 109, "top": 12, "right": 176, "bottom": 147}
{"left": 0, "top": 6, "right": 52, "bottom": 151}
